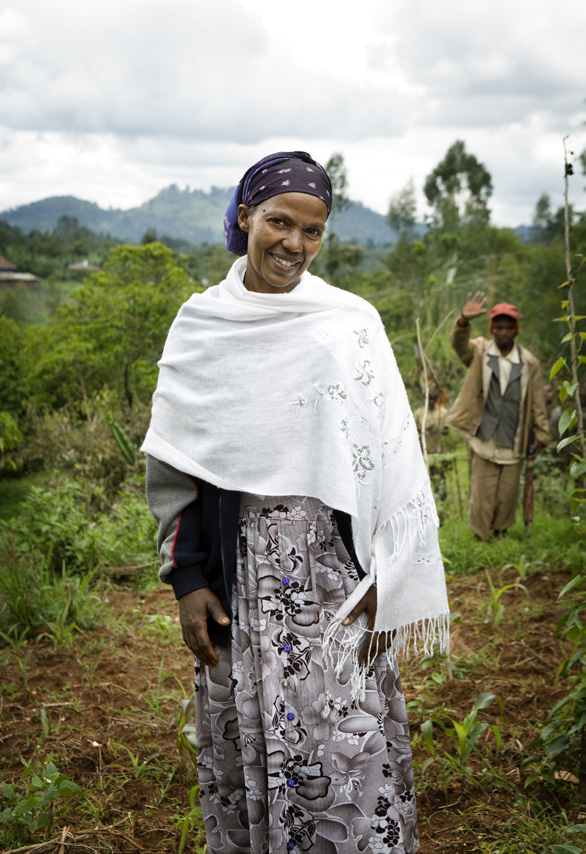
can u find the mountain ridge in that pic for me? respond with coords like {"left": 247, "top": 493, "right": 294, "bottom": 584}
{"left": 0, "top": 185, "right": 400, "bottom": 246}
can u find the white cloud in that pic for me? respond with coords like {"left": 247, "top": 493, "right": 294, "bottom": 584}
{"left": 0, "top": 8, "right": 33, "bottom": 65}
{"left": 0, "top": 0, "right": 410, "bottom": 141}
{"left": 0, "top": 0, "right": 584, "bottom": 225}
{"left": 371, "top": 0, "right": 583, "bottom": 129}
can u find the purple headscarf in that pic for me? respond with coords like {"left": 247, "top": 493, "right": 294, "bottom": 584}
{"left": 224, "top": 151, "right": 332, "bottom": 256}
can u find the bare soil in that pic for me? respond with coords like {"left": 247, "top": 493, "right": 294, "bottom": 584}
{"left": 0, "top": 566, "right": 580, "bottom": 853}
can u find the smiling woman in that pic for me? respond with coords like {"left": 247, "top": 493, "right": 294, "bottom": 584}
{"left": 142, "top": 150, "right": 449, "bottom": 854}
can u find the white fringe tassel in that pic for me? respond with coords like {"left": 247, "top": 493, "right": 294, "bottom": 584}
{"left": 323, "top": 611, "right": 450, "bottom": 704}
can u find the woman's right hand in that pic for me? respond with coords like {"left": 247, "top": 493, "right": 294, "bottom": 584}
{"left": 178, "top": 588, "right": 230, "bottom": 667}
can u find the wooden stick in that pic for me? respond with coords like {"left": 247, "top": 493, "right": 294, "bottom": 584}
{"left": 416, "top": 317, "right": 429, "bottom": 471}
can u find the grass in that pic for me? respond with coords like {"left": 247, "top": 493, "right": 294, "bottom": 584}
{"left": 435, "top": 447, "right": 584, "bottom": 577}
{"left": 0, "top": 540, "right": 101, "bottom": 641}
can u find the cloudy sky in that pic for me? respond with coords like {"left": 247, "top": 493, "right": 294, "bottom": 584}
{"left": 1, "top": 0, "right": 584, "bottom": 226}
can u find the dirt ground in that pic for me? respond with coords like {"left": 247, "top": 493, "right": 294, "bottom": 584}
{"left": 0, "top": 565, "right": 581, "bottom": 853}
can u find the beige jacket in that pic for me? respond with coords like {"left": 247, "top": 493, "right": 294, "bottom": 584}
{"left": 446, "top": 320, "right": 551, "bottom": 458}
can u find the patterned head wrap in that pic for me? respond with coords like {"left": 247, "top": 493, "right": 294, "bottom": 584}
{"left": 224, "top": 151, "right": 332, "bottom": 256}
{"left": 490, "top": 302, "right": 520, "bottom": 333}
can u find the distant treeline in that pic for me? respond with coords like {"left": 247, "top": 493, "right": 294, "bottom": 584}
{"left": 0, "top": 184, "right": 403, "bottom": 247}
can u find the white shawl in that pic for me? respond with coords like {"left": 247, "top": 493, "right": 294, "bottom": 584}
{"left": 142, "top": 256, "right": 449, "bottom": 690}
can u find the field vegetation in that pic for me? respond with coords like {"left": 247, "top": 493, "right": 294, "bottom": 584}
{"left": 0, "top": 141, "right": 585, "bottom": 852}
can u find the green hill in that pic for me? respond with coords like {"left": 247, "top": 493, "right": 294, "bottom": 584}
{"left": 0, "top": 185, "right": 400, "bottom": 246}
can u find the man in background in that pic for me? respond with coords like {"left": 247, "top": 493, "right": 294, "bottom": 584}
{"left": 446, "top": 291, "right": 550, "bottom": 539}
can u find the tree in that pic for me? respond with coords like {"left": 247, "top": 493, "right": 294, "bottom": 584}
{"left": 388, "top": 179, "right": 417, "bottom": 239}
{"left": 322, "top": 153, "right": 353, "bottom": 285}
{"left": 141, "top": 227, "right": 158, "bottom": 245}
{"left": 325, "top": 152, "right": 351, "bottom": 217}
{"left": 322, "top": 236, "right": 363, "bottom": 284}
{"left": 532, "top": 192, "right": 553, "bottom": 229}
{"left": 424, "top": 140, "right": 493, "bottom": 229}
{"left": 55, "top": 215, "right": 80, "bottom": 238}
{"left": 25, "top": 243, "right": 195, "bottom": 410}
{"left": 531, "top": 192, "right": 568, "bottom": 243}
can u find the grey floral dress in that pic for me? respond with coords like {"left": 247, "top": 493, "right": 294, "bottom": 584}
{"left": 194, "top": 495, "right": 419, "bottom": 854}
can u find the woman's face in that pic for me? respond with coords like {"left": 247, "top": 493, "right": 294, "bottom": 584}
{"left": 237, "top": 192, "right": 328, "bottom": 294}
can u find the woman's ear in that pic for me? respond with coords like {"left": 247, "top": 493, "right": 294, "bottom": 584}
{"left": 237, "top": 204, "right": 250, "bottom": 233}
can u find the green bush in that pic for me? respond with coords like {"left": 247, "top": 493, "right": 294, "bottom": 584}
{"left": 0, "top": 479, "right": 102, "bottom": 572}
{"left": 20, "top": 398, "right": 145, "bottom": 498}
{"left": 0, "top": 475, "right": 156, "bottom": 579}
{"left": 0, "top": 542, "right": 99, "bottom": 643}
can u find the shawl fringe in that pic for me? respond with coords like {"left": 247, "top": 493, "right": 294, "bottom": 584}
{"left": 324, "top": 483, "right": 449, "bottom": 703}
{"left": 323, "top": 613, "right": 450, "bottom": 704}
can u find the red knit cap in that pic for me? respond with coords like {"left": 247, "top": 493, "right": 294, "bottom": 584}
{"left": 490, "top": 303, "right": 519, "bottom": 333}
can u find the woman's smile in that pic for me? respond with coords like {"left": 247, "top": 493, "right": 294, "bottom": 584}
{"left": 270, "top": 253, "right": 299, "bottom": 269}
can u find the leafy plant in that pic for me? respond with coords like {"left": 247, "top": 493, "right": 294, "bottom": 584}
{"left": 0, "top": 757, "right": 80, "bottom": 847}
{"left": 532, "top": 141, "right": 586, "bottom": 806}
{"left": 24, "top": 242, "right": 194, "bottom": 410}
{"left": 551, "top": 846, "right": 582, "bottom": 854}
{"left": 0, "top": 411, "right": 22, "bottom": 473}
{"left": 0, "top": 475, "right": 156, "bottom": 583}
{"left": 174, "top": 783, "right": 206, "bottom": 854}
{"left": 106, "top": 415, "right": 137, "bottom": 466}
{"left": 111, "top": 745, "right": 162, "bottom": 781}
{"left": 421, "top": 692, "right": 503, "bottom": 781}
{"left": 142, "top": 613, "right": 181, "bottom": 644}
{"left": 0, "top": 479, "right": 103, "bottom": 572}
{"left": 0, "top": 625, "right": 30, "bottom": 651}
{"left": 501, "top": 554, "right": 537, "bottom": 581}
{"left": 484, "top": 569, "right": 529, "bottom": 626}
{"left": 525, "top": 572, "right": 586, "bottom": 801}
{"left": 0, "top": 644, "right": 33, "bottom": 694}
{"left": 176, "top": 694, "right": 198, "bottom": 770}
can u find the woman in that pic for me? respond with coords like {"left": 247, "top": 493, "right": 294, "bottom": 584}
{"left": 143, "top": 151, "right": 449, "bottom": 854}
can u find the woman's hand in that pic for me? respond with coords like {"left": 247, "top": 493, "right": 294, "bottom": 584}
{"left": 178, "top": 588, "right": 230, "bottom": 667}
{"left": 342, "top": 586, "right": 387, "bottom": 664}
{"left": 460, "top": 291, "right": 487, "bottom": 323}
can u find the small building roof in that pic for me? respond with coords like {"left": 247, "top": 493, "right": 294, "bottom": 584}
{"left": 0, "top": 272, "right": 41, "bottom": 288}
{"left": 68, "top": 260, "right": 102, "bottom": 272}
{"left": 0, "top": 255, "right": 17, "bottom": 271}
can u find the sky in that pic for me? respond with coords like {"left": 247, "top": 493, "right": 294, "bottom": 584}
{"left": 0, "top": 0, "right": 584, "bottom": 227}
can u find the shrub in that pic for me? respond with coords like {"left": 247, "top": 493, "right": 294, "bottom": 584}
{"left": 0, "top": 541, "right": 100, "bottom": 642}
{"left": 0, "top": 474, "right": 156, "bottom": 580}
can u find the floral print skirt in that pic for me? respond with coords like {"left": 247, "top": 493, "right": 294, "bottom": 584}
{"left": 194, "top": 495, "right": 419, "bottom": 854}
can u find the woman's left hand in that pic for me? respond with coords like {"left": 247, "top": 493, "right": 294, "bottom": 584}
{"left": 342, "top": 586, "right": 388, "bottom": 664}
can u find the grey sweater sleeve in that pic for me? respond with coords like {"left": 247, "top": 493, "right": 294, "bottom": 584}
{"left": 145, "top": 455, "right": 205, "bottom": 591}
